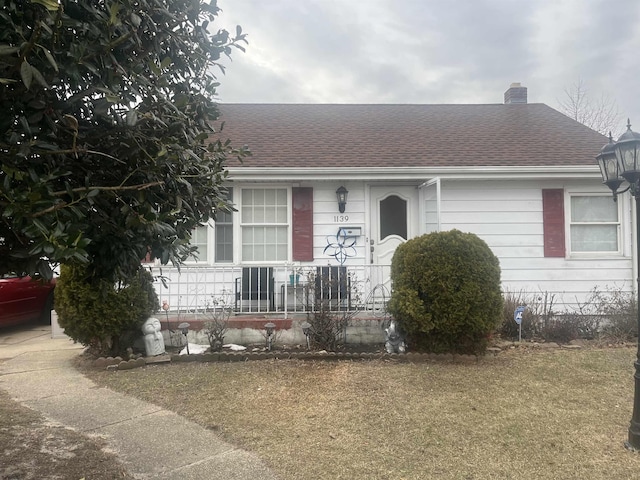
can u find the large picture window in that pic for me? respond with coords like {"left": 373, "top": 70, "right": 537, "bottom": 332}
{"left": 569, "top": 195, "right": 620, "bottom": 253}
{"left": 241, "top": 188, "right": 288, "bottom": 262}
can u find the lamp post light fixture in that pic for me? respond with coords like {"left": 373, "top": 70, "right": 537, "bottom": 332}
{"left": 336, "top": 186, "right": 348, "bottom": 213}
{"left": 301, "top": 321, "right": 312, "bottom": 350}
{"left": 596, "top": 119, "right": 640, "bottom": 451}
{"left": 177, "top": 322, "right": 190, "bottom": 355}
{"left": 264, "top": 322, "right": 276, "bottom": 351}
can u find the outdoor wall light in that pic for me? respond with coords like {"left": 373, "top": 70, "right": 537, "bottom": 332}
{"left": 264, "top": 322, "right": 276, "bottom": 351}
{"left": 300, "top": 321, "right": 312, "bottom": 350}
{"left": 336, "top": 186, "right": 348, "bottom": 213}
{"left": 177, "top": 322, "right": 190, "bottom": 355}
{"left": 596, "top": 119, "right": 640, "bottom": 451}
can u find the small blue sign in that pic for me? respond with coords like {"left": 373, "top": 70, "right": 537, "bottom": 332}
{"left": 514, "top": 306, "right": 526, "bottom": 325}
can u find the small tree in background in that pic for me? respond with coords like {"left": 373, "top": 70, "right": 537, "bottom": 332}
{"left": 388, "top": 230, "right": 503, "bottom": 355}
{"left": 557, "top": 79, "right": 621, "bottom": 136}
{"left": 55, "top": 264, "right": 159, "bottom": 356}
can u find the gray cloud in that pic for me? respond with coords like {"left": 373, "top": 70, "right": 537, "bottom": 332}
{"left": 215, "top": 0, "right": 640, "bottom": 132}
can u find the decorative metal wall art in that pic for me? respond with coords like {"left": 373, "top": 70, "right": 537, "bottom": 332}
{"left": 323, "top": 229, "right": 357, "bottom": 265}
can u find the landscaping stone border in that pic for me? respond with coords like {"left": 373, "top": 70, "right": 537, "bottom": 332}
{"left": 93, "top": 338, "right": 634, "bottom": 371}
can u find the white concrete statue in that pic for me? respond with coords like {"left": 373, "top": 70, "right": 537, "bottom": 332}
{"left": 142, "top": 317, "right": 165, "bottom": 356}
{"left": 385, "top": 319, "right": 406, "bottom": 354}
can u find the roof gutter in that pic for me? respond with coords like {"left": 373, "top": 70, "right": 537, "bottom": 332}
{"left": 226, "top": 165, "right": 602, "bottom": 182}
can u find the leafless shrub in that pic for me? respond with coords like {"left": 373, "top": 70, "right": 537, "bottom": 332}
{"left": 499, "top": 290, "right": 544, "bottom": 340}
{"left": 202, "top": 294, "right": 233, "bottom": 351}
{"left": 500, "top": 286, "right": 637, "bottom": 344}
{"left": 583, "top": 286, "right": 637, "bottom": 343}
{"left": 302, "top": 270, "right": 361, "bottom": 351}
{"left": 540, "top": 316, "right": 581, "bottom": 344}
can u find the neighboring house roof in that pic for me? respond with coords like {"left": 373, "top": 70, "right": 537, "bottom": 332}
{"left": 216, "top": 103, "right": 607, "bottom": 170}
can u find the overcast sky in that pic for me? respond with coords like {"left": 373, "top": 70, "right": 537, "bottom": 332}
{"left": 214, "top": 0, "right": 640, "bottom": 136}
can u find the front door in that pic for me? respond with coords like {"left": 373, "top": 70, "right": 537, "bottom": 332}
{"left": 370, "top": 186, "right": 418, "bottom": 266}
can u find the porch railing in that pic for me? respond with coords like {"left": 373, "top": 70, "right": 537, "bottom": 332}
{"left": 151, "top": 264, "right": 392, "bottom": 317}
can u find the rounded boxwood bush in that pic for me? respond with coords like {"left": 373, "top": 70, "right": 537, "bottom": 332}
{"left": 55, "top": 264, "right": 159, "bottom": 356}
{"left": 388, "top": 229, "right": 503, "bottom": 354}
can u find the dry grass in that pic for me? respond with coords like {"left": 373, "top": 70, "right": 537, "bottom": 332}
{"left": 83, "top": 347, "right": 640, "bottom": 479}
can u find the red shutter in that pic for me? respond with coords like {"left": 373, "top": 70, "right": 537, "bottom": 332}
{"left": 292, "top": 187, "right": 314, "bottom": 261}
{"left": 542, "top": 189, "right": 565, "bottom": 257}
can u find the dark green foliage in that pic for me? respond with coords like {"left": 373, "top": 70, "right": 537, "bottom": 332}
{"left": 0, "top": 0, "right": 248, "bottom": 282}
{"left": 388, "top": 230, "right": 503, "bottom": 354}
{"left": 55, "top": 264, "right": 159, "bottom": 355}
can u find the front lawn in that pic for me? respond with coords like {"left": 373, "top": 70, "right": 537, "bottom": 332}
{"left": 84, "top": 347, "right": 640, "bottom": 479}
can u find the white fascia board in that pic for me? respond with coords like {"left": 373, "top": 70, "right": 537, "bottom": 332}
{"left": 226, "top": 165, "right": 602, "bottom": 182}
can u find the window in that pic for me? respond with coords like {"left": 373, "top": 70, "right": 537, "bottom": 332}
{"left": 241, "top": 188, "right": 288, "bottom": 262}
{"left": 380, "top": 195, "right": 407, "bottom": 240}
{"left": 191, "top": 224, "right": 209, "bottom": 262}
{"left": 215, "top": 189, "right": 233, "bottom": 263}
{"left": 569, "top": 195, "right": 620, "bottom": 253}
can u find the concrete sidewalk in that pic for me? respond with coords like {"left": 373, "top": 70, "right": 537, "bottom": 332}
{"left": 0, "top": 325, "right": 279, "bottom": 480}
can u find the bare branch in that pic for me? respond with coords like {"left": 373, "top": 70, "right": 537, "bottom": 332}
{"left": 557, "top": 79, "right": 621, "bottom": 136}
{"left": 50, "top": 181, "right": 164, "bottom": 197}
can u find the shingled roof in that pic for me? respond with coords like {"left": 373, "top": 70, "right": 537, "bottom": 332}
{"left": 217, "top": 103, "right": 607, "bottom": 169}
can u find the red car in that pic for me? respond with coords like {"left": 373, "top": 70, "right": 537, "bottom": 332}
{"left": 0, "top": 274, "right": 55, "bottom": 327}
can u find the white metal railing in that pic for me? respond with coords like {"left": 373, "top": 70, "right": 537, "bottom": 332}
{"left": 150, "top": 264, "right": 392, "bottom": 317}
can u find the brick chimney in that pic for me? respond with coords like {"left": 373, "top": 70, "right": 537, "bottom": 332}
{"left": 504, "top": 82, "right": 527, "bottom": 104}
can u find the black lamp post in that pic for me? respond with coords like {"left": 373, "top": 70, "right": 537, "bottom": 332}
{"left": 596, "top": 119, "right": 640, "bottom": 450}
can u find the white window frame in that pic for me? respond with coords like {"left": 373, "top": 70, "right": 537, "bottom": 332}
{"left": 419, "top": 177, "right": 441, "bottom": 234}
{"left": 214, "top": 188, "right": 234, "bottom": 264}
{"left": 566, "top": 191, "right": 622, "bottom": 257}
{"left": 186, "top": 219, "right": 214, "bottom": 264}
{"left": 238, "top": 186, "right": 291, "bottom": 264}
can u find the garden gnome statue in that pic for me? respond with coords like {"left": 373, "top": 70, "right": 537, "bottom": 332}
{"left": 142, "top": 317, "right": 165, "bottom": 356}
{"left": 385, "top": 319, "right": 406, "bottom": 354}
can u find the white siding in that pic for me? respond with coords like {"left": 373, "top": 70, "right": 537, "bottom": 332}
{"left": 156, "top": 178, "right": 635, "bottom": 314}
{"left": 310, "top": 181, "right": 367, "bottom": 266}
{"left": 438, "top": 179, "right": 634, "bottom": 309}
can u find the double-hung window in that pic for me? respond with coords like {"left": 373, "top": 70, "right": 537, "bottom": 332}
{"left": 569, "top": 195, "right": 620, "bottom": 254}
{"left": 189, "top": 189, "right": 234, "bottom": 263}
{"left": 241, "top": 188, "right": 288, "bottom": 262}
{"left": 215, "top": 189, "right": 234, "bottom": 263}
{"left": 191, "top": 224, "right": 210, "bottom": 262}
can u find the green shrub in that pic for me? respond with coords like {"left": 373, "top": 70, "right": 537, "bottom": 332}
{"left": 55, "top": 264, "right": 159, "bottom": 356}
{"left": 388, "top": 230, "right": 503, "bottom": 355}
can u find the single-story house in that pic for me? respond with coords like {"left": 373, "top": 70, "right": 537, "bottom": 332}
{"left": 152, "top": 83, "right": 631, "bottom": 325}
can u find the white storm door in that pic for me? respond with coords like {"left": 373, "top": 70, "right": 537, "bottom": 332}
{"left": 421, "top": 177, "right": 441, "bottom": 234}
{"left": 370, "top": 186, "right": 419, "bottom": 265}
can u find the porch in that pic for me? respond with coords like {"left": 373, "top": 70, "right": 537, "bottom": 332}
{"left": 150, "top": 264, "right": 392, "bottom": 347}
{"left": 151, "top": 264, "right": 392, "bottom": 317}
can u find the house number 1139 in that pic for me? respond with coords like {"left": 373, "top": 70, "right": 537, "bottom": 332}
{"left": 334, "top": 215, "right": 349, "bottom": 222}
